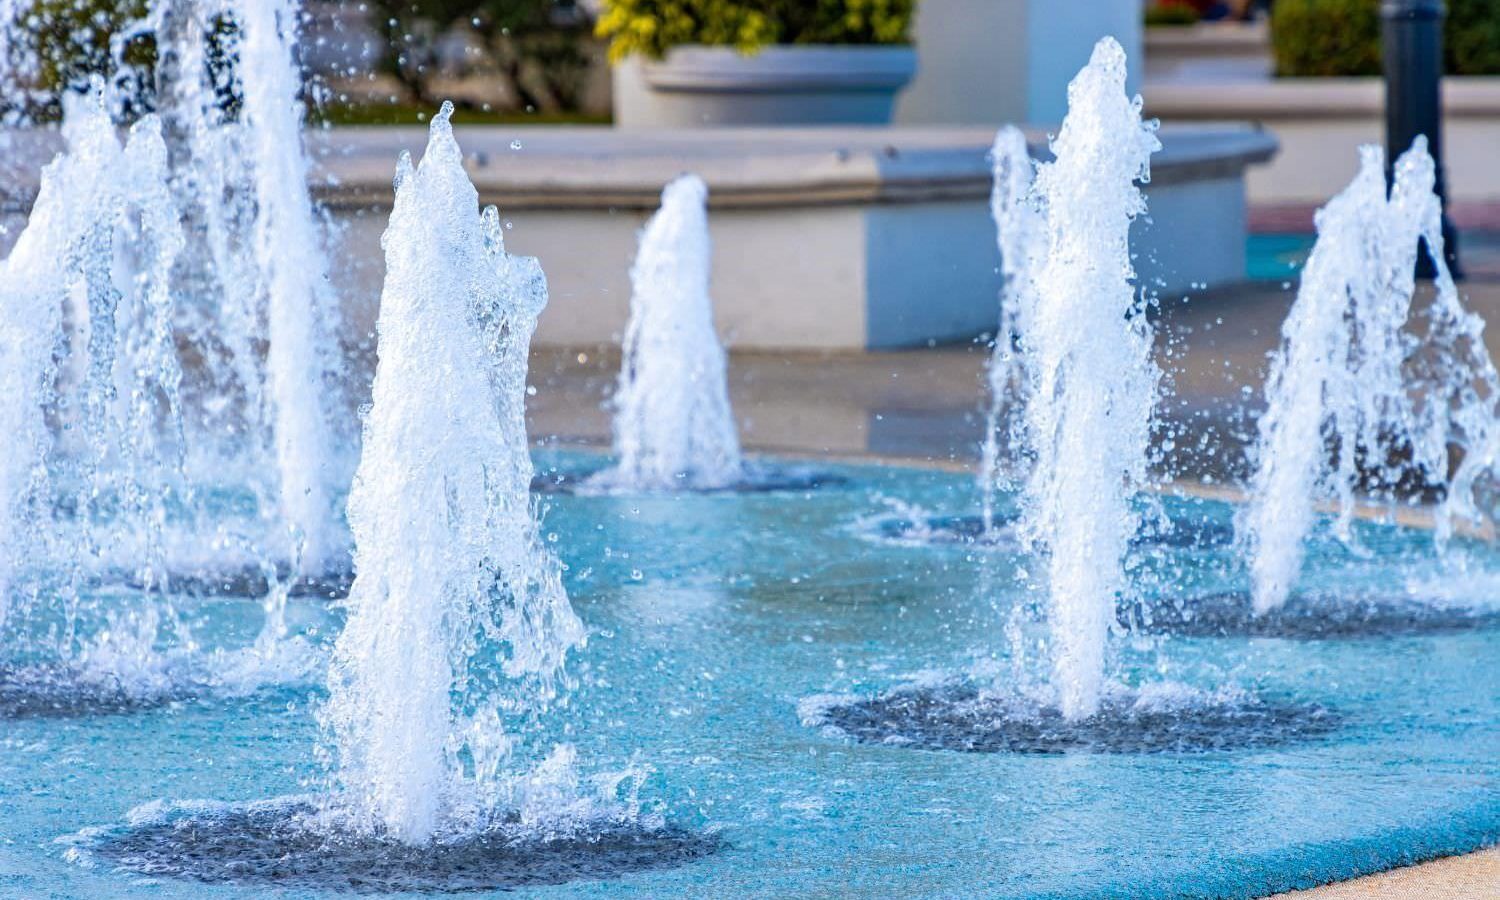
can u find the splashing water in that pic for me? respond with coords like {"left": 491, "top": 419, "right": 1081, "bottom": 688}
{"left": 57, "top": 0, "right": 342, "bottom": 574}
{"left": 1242, "top": 138, "right": 1500, "bottom": 614}
{"left": 979, "top": 125, "right": 1045, "bottom": 533}
{"left": 0, "top": 86, "right": 186, "bottom": 669}
{"left": 151, "top": 0, "right": 271, "bottom": 477}
{"left": 595, "top": 174, "right": 743, "bottom": 492}
{"left": 320, "top": 103, "right": 585, "bottom": 844}
{"left": 1020, "top": 38, "right": 1161, "bottom": 720}
{"left": 236, "top": 0, "right": 341, "bottom": 572}
{"left": 0, "top": 0, "right": 347, "bottom": 682}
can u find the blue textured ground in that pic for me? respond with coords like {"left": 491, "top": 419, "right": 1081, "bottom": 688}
{"left": 1, "top": 456, "right": 1495, "bottom": 898}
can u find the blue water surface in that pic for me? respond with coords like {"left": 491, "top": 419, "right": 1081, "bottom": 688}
{"left": 1, "top": 453, "right": 1496, "bottom": 898}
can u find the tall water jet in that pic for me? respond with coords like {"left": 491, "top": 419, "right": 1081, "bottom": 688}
{"left": 1021, "top": 38, "right": 1161, "bottom": 720}
{"left": 1242, "top": 138, "right": 1500, "bottom": 614}
{"left": 979, "top": 126, "right": 1045, "bottom": 532}
{"left": 0, "top": 84, "right": 185, "bottom": 663}
{"left": 594, "top": 174, "right": 743, "bottom": 492}
{"left": 236, "top": 0, "right": 341, "bottom": 573}
{"left": 1, "top": 0, "right": 347, "bottom": 577}
{"left": 321, "top": 103, "right": 585, "bottom": 844}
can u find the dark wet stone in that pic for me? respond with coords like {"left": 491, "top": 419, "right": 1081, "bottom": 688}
{"left": 120, "top": 567, "right": 353, "bottom": 600}
{"left": 875, "top": 513, "right": 1235, "bottom": 551}
{"left": 810, "top": 683, "right": 1339, "bottom": 754}
{"left": 532, "top": 466, "right": 847, "bottom": 496}
{"left": 872, "top": 513, "right": 1019, "bottom": 546}
{"left": 89, "top": 801, "right": 719, "bottom": 893}
{"left": 0, "top": 666, "right": 188, "bottom": 719}
{"left": 1123, "top": 592, "right": 1500, "bottom": 639}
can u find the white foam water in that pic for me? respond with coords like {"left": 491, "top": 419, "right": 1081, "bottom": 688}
{"left": 320, "top": 104, "right": 585, "bottom": 844}
{"left": 235, "top": 0, "right": 341, "bottom": 573}
{"left": 0, "top": 85, "right": 185, "bottom": 661}
{"left": 1241, "top": 138, "right": 1500, "bottom": 614}
{"left": 3, "top": 0, "right": 349, "bottom": 602}
{"left": 1020, "top": 38, "right": 1161, "bottom": 720}
{"left": 594, "top": 174, "right": 743, "bottom": 492}
{"left": 979, "top": 125, "right": 1046, "bottom": 532}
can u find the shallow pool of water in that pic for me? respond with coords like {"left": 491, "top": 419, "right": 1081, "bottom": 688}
{"left": 2, "top": 452, "right": 1496, "bottom": 898}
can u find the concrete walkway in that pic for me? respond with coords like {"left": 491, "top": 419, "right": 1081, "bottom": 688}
{"left": 1268, "top": 847, "right": 1498, "bottom": 898}
{"left": 528, "top": 273, "right": 1500, "bottom": 484}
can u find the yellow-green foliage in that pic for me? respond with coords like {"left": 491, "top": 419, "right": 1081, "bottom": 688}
{"left": 26, "top": 0, "right": 154, "bottom": 96}
{"left": 596, "top": 0, "right": 916, "bottom": 62}
{"left": 1272, "top": 0, "right": 1500, "bottom": 77}
{"left": 1271, "top": 0, "right": 1382, "bottom": 77}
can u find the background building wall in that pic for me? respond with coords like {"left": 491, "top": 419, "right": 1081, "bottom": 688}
{"left": 896, "top": 0, "right": 1144, "bottom": 126}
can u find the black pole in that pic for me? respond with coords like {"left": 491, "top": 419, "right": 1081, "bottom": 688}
{"left": 1382, "top": 0, "right": 1461, "bottom": 278}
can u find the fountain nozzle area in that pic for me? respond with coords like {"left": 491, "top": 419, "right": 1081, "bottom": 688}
{"left": 319, "top": 101, "right": 586, "bottom": 845}
{"left": 1013, "top": 36, "right": 1162, "bottom": 721}
{"left": 76, "top": 798, "right": 720, "bottom": 893}
{"left": 803, "top": 681, "right": 1339, "bottom": 755}
{"left": 1242, "top": 137, "right": 1500, "bottom": 616}
{"left": 589, "top": 173, "right": 745, "bottom": 493}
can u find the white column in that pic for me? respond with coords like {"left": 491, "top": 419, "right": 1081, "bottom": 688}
{"left": 895, "top": 0, "right": 1143, "bottom": 126}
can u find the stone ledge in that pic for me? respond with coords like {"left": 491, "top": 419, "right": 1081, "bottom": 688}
{"left": 1145, "top": 21, "right": 1270, "bottom": 54}
{"left": 1143, "top": 77, "right": 1500, "bottom": 204}
{"left": 1147, "top": 76, "right": 1500, "bottom": 120}
{"left": 308, "top": 124, "right": 1275, "bottom": 210}
{"left": 1, "top": 124, "right": 1277, "bottom": 214}
{"left": 0, "top": 123, "right": 1275, "bottom": 350}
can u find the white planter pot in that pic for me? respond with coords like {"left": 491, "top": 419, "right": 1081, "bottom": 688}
{"left": 613, "top": 45, "right": 918, "bottom": 128}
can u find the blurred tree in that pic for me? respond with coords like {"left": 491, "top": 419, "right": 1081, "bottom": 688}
{"left": 1144, "top": 1, "right": 1202, "bottom": 26}
{"left": 1273, "top": 0, "right": 1500, "bottom": 76}
{"left": 1271, "top": 0, "right": 1382, "bottom": 76}
{"left": 366, "top": 0, "right": 597, "bottom": 112}
{"left": 8, "top": 0, "right": 242, "bottom": 122}
{"left": 1448, "top": 0, "right": 1500, "bottom": 75}
{"left": 22, "top": 0, "right": 156, "bottom": 117}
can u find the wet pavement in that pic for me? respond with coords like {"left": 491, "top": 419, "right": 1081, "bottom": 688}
{"left": 526, "top": 269, "right": 1500, "bottom": 487}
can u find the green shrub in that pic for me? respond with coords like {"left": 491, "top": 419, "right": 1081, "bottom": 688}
{"left": 365, "top": 0, "right": 600, "bottom": 113}
{"left": 1273, "top": 0, "right": 1500, "bottom": 77}
{"left": 1272, "top": 0, "right": 1381, "bottom": 77}
{"left": 595, "top": 0, "right": 917, "bottom": 62}
{"left": 16, "top": 0, "right": 156, "bottom": 117}
{"left": 5, "top": 0, "right": 245, "bottom": 122}
{"left": 1448, "top": 0, "right": 1500, "bottom": 74}
{"left": 1144, "top": 2, "right": 1201, "bottom": 27}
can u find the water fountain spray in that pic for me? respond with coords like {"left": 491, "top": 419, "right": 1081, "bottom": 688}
{"left": 0, "top": 0, "right": 346, "bottom": 706}
{"left": 0, "top": 84, "right": 185, "bottom": 665}
{"left": 321, "top": 103, "right": 584, "bottom": 844}
{"left": 1021, "top": 37, "right": 1161, "bottom": 720}
{"left": 596, "top": 174, "right": 743, "bottom": 492}
{"left": 1242, "top": 138, "right": 1500, "bottom": 614}
{"left": 236, "top": 0, "right": 341, "bottom": 573}
{"left": 979, "top": 126, "right": 1045, "bottom": 533}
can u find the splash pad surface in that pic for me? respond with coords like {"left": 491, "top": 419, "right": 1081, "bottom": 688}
{"left": 2, "top": 452, "right": 1496, "bottom": 898}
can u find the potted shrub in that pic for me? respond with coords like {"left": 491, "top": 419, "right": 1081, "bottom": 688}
{"left": 596, "top": 0, "right": 918, "bottom": 127}
{"left": 1270, "top": 0, "right": 1500, "bottom": 77}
